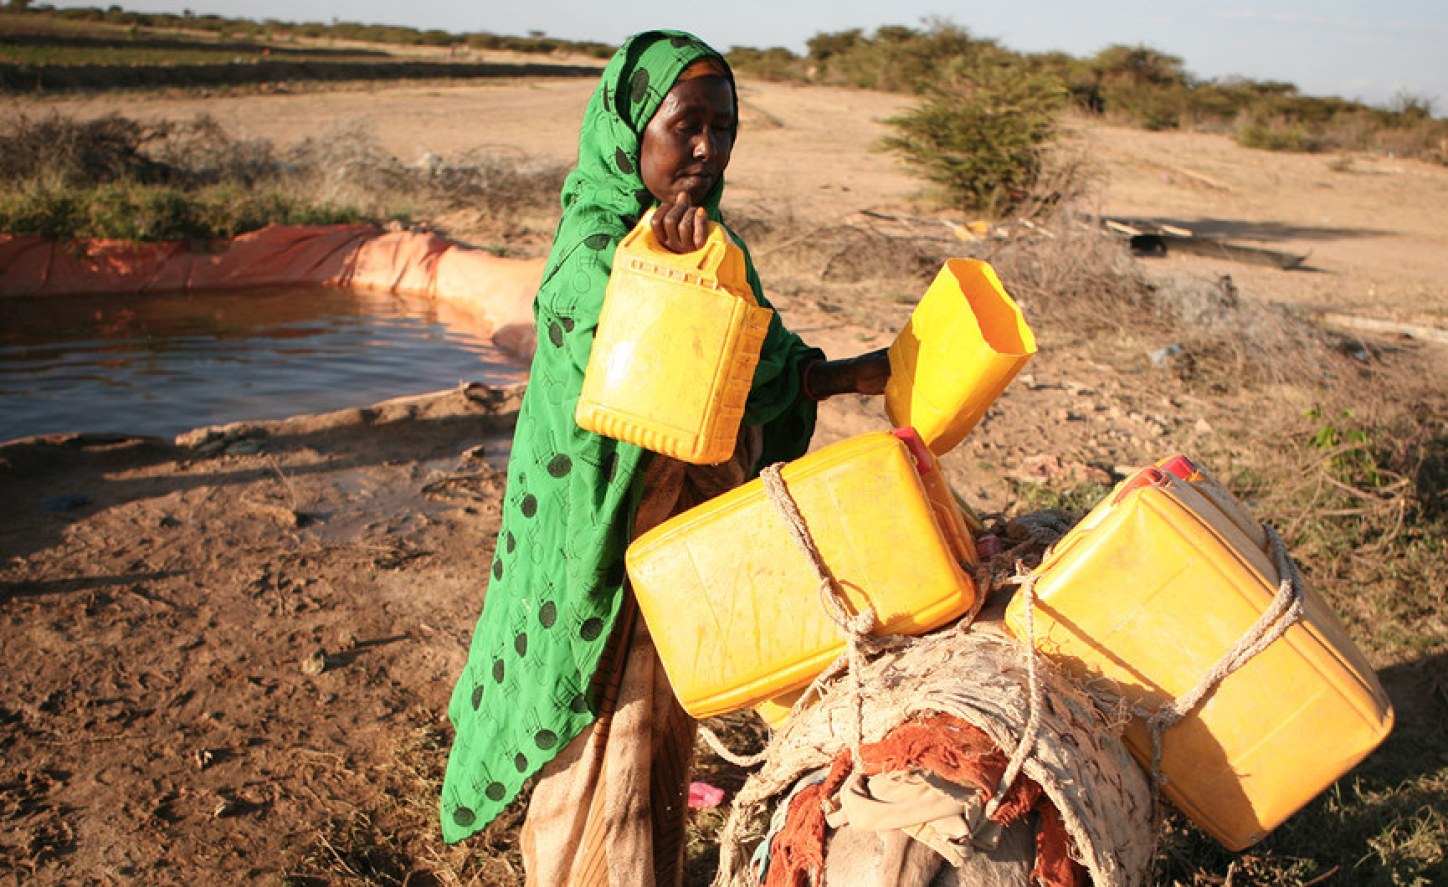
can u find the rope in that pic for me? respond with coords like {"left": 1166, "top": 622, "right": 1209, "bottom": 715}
{"left": 759, "top": 462, "right": 877, "bottom": 767}
{"left": 698, "top": 722, "right": 773, "bottom": 769}
{"left": 973, "top": 513, "right": 1076, "bottom": 817}
{"left": 699, "top": 476, "right": 1074, "bottom": 794}
{"left": 984, "top": 566, "right": 1045, "bottom": 819}
{"left": 1141, "top": 522, "right": 1305, "bottom": 822}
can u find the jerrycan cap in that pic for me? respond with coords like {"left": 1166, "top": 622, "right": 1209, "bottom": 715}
{"left": 1112, "top": 455, "right": 1199, "bottom": 504}
{"left": 1112, "top": 465, "right": 1169, "bottom": 505}
{"left": 1157, "top": 454, "right": 1199, "bottom": 481}
{"left": 890, "top": 427, "right": 935, "bottom": 475}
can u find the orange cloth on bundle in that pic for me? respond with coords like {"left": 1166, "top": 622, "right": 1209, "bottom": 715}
{"left": 762, "top": 713, "right": 1084, "bottom": 887}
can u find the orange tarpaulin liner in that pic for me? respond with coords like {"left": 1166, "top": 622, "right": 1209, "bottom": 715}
{"left": 0, "top": 224, "right": 545, "bottom": 354}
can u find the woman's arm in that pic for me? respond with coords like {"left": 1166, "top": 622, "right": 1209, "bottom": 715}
{"left": 650, "top": 202, "right": 890, "bottom": 403}
{"left": 802, "top": 348, "right": 891, "bottom": 400}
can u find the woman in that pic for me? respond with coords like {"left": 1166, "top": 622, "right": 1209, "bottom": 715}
{"left": 440, "top": 30, "right": 889, "bottom": 885}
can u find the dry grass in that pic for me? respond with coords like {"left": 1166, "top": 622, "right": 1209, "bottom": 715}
{"left": 282, "top": 711, "right": 529, "bottom": 886}
{"left": 273, "top": 709, "right": 769, "bottom": 886}
{"left": 0, "top": 112, "right": 170, "bottom": 187}
{"left": 0, "top": 112, "right": 568, "bottom": 244}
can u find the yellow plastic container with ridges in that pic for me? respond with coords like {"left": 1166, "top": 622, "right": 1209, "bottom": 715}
{"left": 627, "top": 428, "right": 978, "bottom": 720}
{"left": 1004, "top": 456, "right": 1393, "bottom": 850}
{"left": 576, "top": 208, "right": 774, "bottom": 465}
{"left": 885, "top": 259, "right": 1036, "bottom": 455}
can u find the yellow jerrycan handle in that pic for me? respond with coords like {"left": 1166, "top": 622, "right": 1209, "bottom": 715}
{"left": 618, "top": 207, "right": 753, "bottom": 300}
{"left": 576, "top": 207, "right": 772, "bottom": 464}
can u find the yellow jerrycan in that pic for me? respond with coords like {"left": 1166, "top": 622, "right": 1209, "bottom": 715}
{"left": 885, "top": 259, "right": 1036, "bottom": 455}
{"left": 1004, "top": 455, "right": 1393, "bottom": 850}
{"left": 576, "top": 208, "right": 774, "bottom": 465}
{"left": 626, "top": 428, "right": 979, "bottom": 721}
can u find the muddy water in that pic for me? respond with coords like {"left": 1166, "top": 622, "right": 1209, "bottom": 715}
{"left": 0, "top": 285, "right": 529, "bottom": 442}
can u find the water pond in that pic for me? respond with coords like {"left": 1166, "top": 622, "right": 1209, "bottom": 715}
{"left": 0, "top": 285, "right": 529, "bottom": 442}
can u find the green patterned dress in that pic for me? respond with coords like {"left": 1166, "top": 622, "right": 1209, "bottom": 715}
{"left": 440, "top": 30, "right": 824, "bottom": 842}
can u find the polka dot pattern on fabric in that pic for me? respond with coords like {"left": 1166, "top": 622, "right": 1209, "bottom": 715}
{"left": 440, "top": 30, "right": 821, "bottom": 847}
{"left": 629, "top": 68, "right": 650, "bottom": 105}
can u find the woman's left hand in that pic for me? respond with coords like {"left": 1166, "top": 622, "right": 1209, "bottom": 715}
{"left": 803, "top": 348, "right": 891, "bottom": 400}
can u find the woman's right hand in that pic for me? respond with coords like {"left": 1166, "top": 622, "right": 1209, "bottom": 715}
{"left": 651, "top": 192, "right": 711, "bottom": 254}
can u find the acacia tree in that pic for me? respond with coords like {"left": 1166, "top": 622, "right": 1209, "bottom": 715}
{"left": 882, "top": 56, "right": 1066, "bottom": 216}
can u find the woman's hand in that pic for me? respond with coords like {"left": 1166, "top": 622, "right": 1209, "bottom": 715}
{"left": 802, "top": 348, "right": 891, "bottom": 400}
{"left": 651, "top": 192, "right": 711, "bottom": 254}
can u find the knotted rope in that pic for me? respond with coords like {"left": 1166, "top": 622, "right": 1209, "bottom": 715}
{"left": 984, "top": 565, "right": 1045, "bottom": 820}
{"left": 1141, "top": 523, "right": 1305, "bottom": 806}
{"left": 980, "top": 494, "right": 1307, "bottom": 839}
{"left": 710, "top": 508, "right": 1160, "bottom": 887}
{"left": 759, "top": 462, "right": 880, "bottom": 767}
{"left": 693, "top": 461, "right": 889, "bottom": 769}
{"left": 697, "top": 720, "right": 773, "bottom": 769}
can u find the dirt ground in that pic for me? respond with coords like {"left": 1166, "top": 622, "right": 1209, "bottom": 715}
{"left": 2, "top": 72, "right": 1447, "bottom": 884}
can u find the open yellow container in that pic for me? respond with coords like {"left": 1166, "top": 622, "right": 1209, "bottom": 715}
{"left": 1004, "top": 456, "right": 1393, "bottom": 850}
{"left": 627, "top": 429, "right": 978, "bottom": 721}
{"left": 576, "top": 209, "right": 773, "bottom": 465}
{"left": 885, "top": 259, "right": 1036, "bottom": 455}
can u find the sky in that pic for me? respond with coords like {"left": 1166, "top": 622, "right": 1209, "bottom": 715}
{"left": 46, "top": 0, "right": 1448, "bottom": 112}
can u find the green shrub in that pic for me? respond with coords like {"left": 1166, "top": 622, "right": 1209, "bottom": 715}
{"left": 805, "top": 20, "right": 1002, "bottom": 93}
{"left": 881, "top": 56, "right": 1066, "bottom": 216}
{"left": 1089, "top": 44, "right": 1190, "bottom": 128}
{"left": 726, "top": 46, "right": 808, "bottom": 83}
{"left": 1025, "top": 51, "right": 1103, "bottom": 113}
{"left": 1235, "top": 116, "right": 1321, "bottom": 152}
{"left": 1105, "top": 81, "right": 1190, "bottom": 130}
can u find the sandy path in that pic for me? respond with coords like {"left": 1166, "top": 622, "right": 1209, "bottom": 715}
{"left": 1081, "top": 123, "right": 1448, "bottom": 323}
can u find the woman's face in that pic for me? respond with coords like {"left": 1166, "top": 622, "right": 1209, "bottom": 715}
{"left": 639, "top": 75, "right": 736, "bottom": 206}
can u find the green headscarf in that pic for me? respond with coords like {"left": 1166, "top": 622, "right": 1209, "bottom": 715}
{"left": 440, "top": 30, "right": 823, "bottom": 842}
